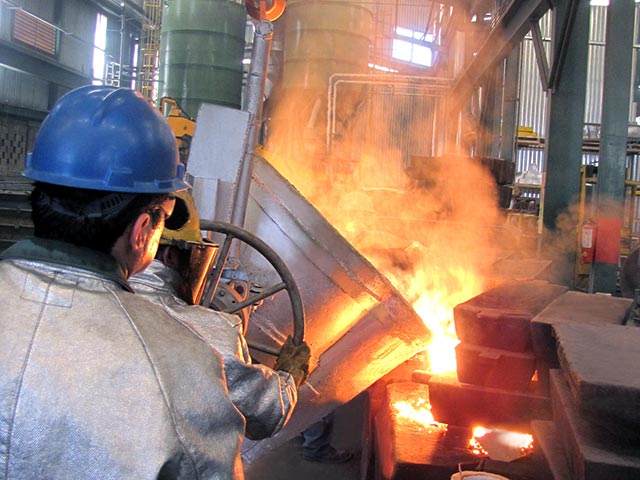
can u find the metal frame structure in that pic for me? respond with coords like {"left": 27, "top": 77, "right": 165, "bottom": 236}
{"left": 139, "top": 0, "right": 162, "bottom": 101}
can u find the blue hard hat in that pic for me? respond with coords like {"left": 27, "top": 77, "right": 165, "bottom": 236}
{"left": 24, "top": 85, "right": 190, "bottom": 193}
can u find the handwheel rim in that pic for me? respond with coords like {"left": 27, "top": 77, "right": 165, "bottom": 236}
{"left": 199, "top": 220, "right": 306, "bottom": 347}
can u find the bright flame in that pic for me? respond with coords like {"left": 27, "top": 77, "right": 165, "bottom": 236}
{"left": 263, "top": 87, "right": 504, "bottom": 380}
{"left": 393, "top": 397, "right": 447, "bottom": 431}
{"left": 468, "top": 426, "right": 490, "bottom": 456}
{"left": 370, "top": 236, "right": 488, "bottom": 374}
{"left": 408, "top": 264, "right": 484, "bottom": 373}
{"left": 264, "top": 145, "right": 496, "bottom": 377}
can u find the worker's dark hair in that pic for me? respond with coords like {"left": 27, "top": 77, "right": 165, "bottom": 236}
{"left": 30, "top": 182, "right": 171, "bottom": 254}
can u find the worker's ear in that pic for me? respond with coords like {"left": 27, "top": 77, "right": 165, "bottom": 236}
{"left": 129, "top": 212, "right": 153, "bottom": 255}
{"left": 110, "top": 211, "right": 154, "bottom": 278}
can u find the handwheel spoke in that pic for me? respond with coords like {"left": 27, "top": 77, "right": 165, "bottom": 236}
{"left": 222, "top": 282, "right": 286, "bottom": 314}
{"left": 246, "top": 341, "right": 280, "bottom": 357}
{"left": 199, "top": 220, "right": 306, "bottom": 350}
{"left": 201, "top": 232, "right": 234, "bottom": 307}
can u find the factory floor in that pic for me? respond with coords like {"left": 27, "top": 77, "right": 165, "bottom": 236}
{"left": 243, "top": 394, "right": 365, "bottom": 480}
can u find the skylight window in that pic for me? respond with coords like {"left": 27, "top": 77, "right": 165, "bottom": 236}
{"left": 392, "top": 27, "right": 434, "bottom": 67}
{"left": 92, "top": 13, "right": 108, "bottom": 85}
{"left": 131, "top": 42, "right": 139, "bottom": 90}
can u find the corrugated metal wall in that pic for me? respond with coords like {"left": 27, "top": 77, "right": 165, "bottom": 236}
{"left": 585, "top": 7, "right": 606, "bottom": 126}
{"left": 516, "top": 5, "right": 639, "bottom": 175}
{"left": 515, "top": 10, "right": 557, "bottom": 175}
{"left": 0, "top": 68, "right": 49, "bottom": 113}
{"left": 517, "top": 4, "right": 640, "bottom": 238}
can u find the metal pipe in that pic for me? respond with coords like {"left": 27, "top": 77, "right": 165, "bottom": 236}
{"left": 231, "top": 19, "right": 273, "bottom": 228}
{"left": 326, "top": 73, "right": 451, "bottom": 150}
{"left": 119, "top": 5, "right": 125, "bottom": 85}
{"left": 330, "top": 80, "right": 447, "bottom": 148}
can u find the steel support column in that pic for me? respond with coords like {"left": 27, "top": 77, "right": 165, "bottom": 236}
{"left": 479, "top": 68, "right": 500, "bottom": 158}
{"left": 500, "top": 46, "right": 521, "bottom": 162}
{"left": 541, "top": 0, "right": 590, "bottom": 286}
{"left": 592, "top": 0, "right": 636, "bottom": 294}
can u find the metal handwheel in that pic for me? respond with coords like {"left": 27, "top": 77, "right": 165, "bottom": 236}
{"left": 199, "top": 220, "right": 305, "bottom": 355}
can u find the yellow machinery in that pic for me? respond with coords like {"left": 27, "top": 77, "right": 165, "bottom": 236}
{"left": 160, "top": 97, "right": 196, "bottom": 166}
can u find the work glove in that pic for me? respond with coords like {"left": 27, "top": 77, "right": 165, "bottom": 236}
{"left": 274, "top": 336, "right": 311, "bottom": 387}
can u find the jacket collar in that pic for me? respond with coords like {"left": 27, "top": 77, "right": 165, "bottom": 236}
{"left": 1, "top": 238, "right": 133, "bottom": 292}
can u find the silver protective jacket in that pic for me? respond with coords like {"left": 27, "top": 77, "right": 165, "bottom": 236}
{"left": 0, "top": 239, "right": 245, "bottom": 480}
{"left": 130, "top": 260, "right": 297, "bottom": 440}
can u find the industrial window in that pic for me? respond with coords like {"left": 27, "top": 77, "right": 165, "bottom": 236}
{"left": 92, "top": 13, "right": 108, "bottom": 84}
{"left": 131, "top": 42, "right": 139, "bottom": 90}
{"left": 11, "top": 9, "right": 57, "bottom": 56}
{"left": 392, "top": 27, "right": 433, "bottom": 67}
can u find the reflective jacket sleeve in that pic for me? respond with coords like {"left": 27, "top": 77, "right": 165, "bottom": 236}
{"left": 167, "top": 305, "right": 298, "bottom": 440}
{"left": 224, "top": 347, "right": 297, "bottom": 440}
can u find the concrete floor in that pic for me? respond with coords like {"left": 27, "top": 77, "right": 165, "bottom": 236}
{"left": 244, "top": 394, "right": 365, "bottom": 480}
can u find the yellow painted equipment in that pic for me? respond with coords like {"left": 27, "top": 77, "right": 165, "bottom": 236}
{"left": 160, "top": 97, "right": 196, "bottom": 166}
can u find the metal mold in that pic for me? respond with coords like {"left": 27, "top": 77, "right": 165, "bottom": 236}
{"left": 239, "top": 155, "right": 431, "bottom": 461}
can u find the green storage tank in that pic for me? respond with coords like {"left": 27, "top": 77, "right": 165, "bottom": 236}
{"left": 282, "top": 0, "right": 373, "bottom": 91}
{"left": 158, "top": 0, "right": 246, "bottom": 118}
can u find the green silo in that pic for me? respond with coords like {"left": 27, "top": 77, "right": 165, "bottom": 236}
{"left": 282, "top": 0, "right": 373, "bottom": 90}
{"left": 158, "top": 0, "right": 246, "bottom": 118}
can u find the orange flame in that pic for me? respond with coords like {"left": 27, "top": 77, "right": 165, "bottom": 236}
{"left": 393, "top": 397, "right": 447, "bottom": 431}
{"left": 265, "top": 146, "right": 496, "bottom": 376}
{"left": 263, "top": 88, "right": 502, "bottom": 379}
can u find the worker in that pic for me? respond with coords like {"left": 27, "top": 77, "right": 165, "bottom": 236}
{"left": 129, "top": 190, "right": 311, "bottom": 440}
{"left": 301, "top": 413, "right": 353, "bottom": 463}
{"left": 0, "top": 85, "right": 245, "bottom": 479}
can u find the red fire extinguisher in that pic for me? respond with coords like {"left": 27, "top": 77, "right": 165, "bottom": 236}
{"left": 580, "top": 219, "right": 597, "bottom": 264}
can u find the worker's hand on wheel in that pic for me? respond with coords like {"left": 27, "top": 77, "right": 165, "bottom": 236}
{"left": 274, "top": 336, "right": 311, "bottom": 387}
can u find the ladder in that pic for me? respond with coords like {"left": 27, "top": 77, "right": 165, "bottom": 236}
{"left": 139, "top": 0, "right": 162, "bottom": 102}
{"left": 105, "top": 61, "right": 121, "bottom": 87}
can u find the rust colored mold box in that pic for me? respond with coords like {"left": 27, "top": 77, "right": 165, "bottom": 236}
{"left": 554, "top": 323, "right": 640, "bottom": 430}
{"left": 531, "top": 291, "right": 632, "bottom": 393}
{"left": 453, "top": 280, "right": 568, "bottom": 352}
{"left": 456, "top": 342, "right": 536, "bottom": 391}
{"left": 374, "top": 382, "right": 478, "bottom": 480}
{"left": 428, "top": 372, "right": 550, "bottom": 429}
{"left": 549, "top": 369, "right": 640, "bottom": 480}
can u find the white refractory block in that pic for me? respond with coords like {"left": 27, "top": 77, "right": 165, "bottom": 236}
{"left": 186, "top": 103, "right": 251, "bottom": 223}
